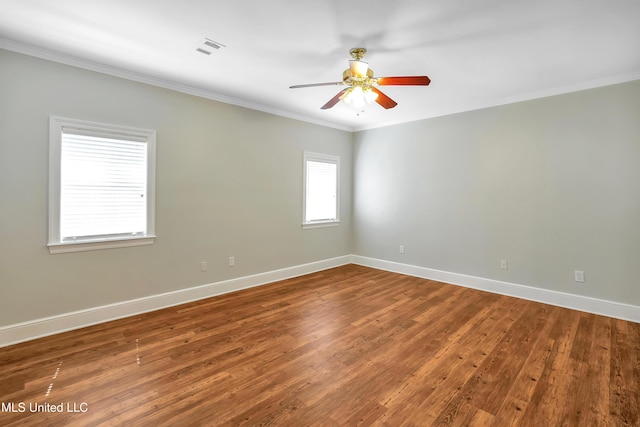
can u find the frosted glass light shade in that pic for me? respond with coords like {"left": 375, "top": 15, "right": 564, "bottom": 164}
{"left": 349, "top": 60, "right": 369, "bottom": 78}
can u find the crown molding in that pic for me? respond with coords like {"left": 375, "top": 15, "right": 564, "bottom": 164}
{"left": 2, "top": 37, "right": 639, "bottom": 134}
{"left": 353, "top": 71, "right": 640, "bottom": 132}
{"left": 0, "top": 38, "right": 353, "bottom": 132}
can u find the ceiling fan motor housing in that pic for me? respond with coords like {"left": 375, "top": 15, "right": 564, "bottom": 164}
{"left": 343, "top": 68, "right": 374, "bottom": 84}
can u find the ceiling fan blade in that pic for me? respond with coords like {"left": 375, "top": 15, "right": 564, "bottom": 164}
{"left": 290, "top": 82, "right": 344, "bottom": 89}
{"left": 371, "top": 87, "right": 398, "bottom": 109}
{"left": 377, "top": 76, "right": 431, "bottom": 86}
{"left": 321, "top": 89, "right": 348, "bottom": 110}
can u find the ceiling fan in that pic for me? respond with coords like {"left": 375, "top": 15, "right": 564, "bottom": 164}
{"left": 290, "top": 47, "right": 430, "bottom": 110}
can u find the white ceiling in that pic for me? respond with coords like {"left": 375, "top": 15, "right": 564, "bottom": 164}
{"left": 1, "top": 0, "right": 639, "bottom": 131}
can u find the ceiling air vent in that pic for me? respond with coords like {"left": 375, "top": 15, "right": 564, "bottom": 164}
{"left": 196, "top": 38, "right": 226, "bottom": 55}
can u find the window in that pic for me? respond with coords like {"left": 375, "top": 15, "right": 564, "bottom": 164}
{"left": 48, "top": 116, "right": 156, "bottom": 253}
{"left": 303, "top": 152, "right": 340, "bottom": 228}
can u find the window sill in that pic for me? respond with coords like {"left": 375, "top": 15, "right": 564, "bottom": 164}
{"left": 48, "top": 235, "right": 156, "bottom": 254}
{"left": 302, "top": 220, "right": 340, "bottom": 229}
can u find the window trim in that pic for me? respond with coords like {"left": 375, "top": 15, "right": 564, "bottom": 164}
{"left": 48, "top": 116, "right": 156, "bottom": 254}
{"left": 302, "top": 151, "right": 340, "bottom": 229}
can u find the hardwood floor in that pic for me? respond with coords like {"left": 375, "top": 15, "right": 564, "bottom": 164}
{"left": 1, "top": 264, "right": 639, "bottom": 426}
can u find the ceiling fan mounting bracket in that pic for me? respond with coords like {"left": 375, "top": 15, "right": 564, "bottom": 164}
{"left": 349, "top": 47, "right": 367, "bottom": 61}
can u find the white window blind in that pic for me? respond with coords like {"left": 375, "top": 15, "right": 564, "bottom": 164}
{"left": 60, "top": 130, "right": 148, "bottom": 240}
{"left": 303, "top": 152, "right": 340, "bottom": 227}
{"left": 49, "top": 116, "right": 156, "bottom": 253}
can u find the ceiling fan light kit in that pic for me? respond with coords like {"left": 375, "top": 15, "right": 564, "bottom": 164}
{"left": 339, "top": 86, "right": 378, "bottom": 110}
{"left": 290, "top": 47, "right": 430, "bottom": 111}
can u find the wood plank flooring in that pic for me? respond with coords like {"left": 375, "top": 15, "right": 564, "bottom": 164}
{"left": 1, "top": 264, "right": 639, "bottom": 426}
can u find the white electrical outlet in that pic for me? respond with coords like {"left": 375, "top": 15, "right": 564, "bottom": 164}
{"left": 200, "top": 261, "right": 207, "bottom": 272}
{"left": 574, "top": 270, "right": 585, "bottom": 283}
{"left": 500, "top": 260, "right": 508, "bottom": 270}
{"left": 399, "top": 245, "right": 405, "bottom": 254}
{"left": 228, "top": 256, "right": 235, "bottom": 267}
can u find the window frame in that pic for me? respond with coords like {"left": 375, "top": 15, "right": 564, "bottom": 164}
{"left": 302, "top": 151, "right": 340, "bottom": 229}
{"left": 48, "top": 116, "right": 156, "bottom": 254}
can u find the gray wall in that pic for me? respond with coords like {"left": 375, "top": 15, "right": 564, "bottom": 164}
{"left": 2, "top": 46, "right": 638, "bottom": 329}
{"left": 353, "top": 80, "right": 640, "bottom": 306}
{"left": 0, "top": 49, "right": 353, "bottom": 326}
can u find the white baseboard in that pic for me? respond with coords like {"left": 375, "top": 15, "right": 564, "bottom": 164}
{"left": 352, "top": 255, "right": 640, "bottom": 323}
{"left": 3, "top": 254, "right": 638, "bottom": 348}
{"left": 0, "top": 255, "right": 351, "bottom": 348}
